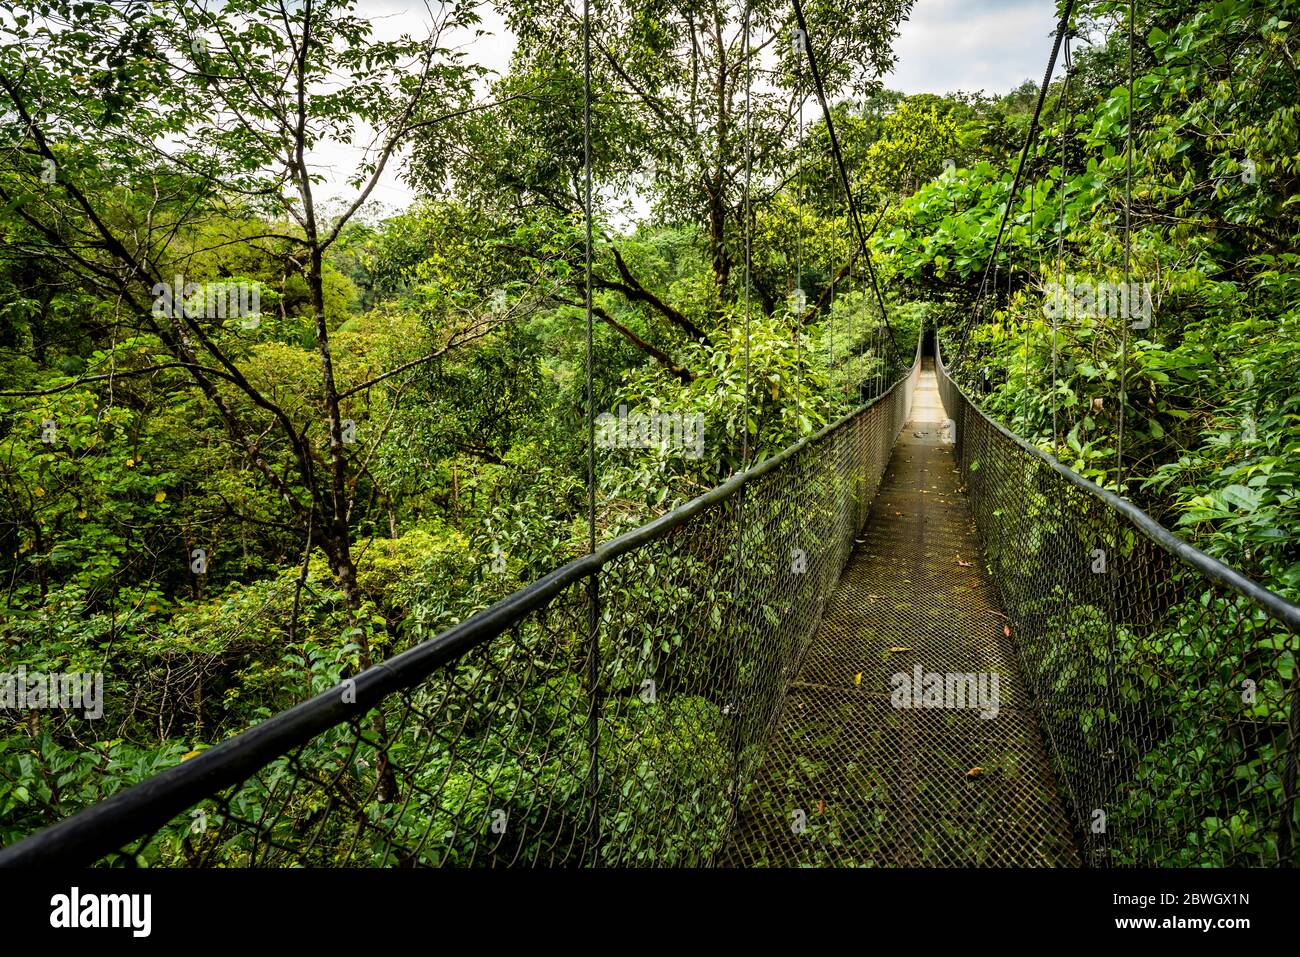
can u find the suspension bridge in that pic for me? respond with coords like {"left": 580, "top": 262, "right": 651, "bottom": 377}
{"left": 2, "top": 325, "right": 1297, "bottom": 868}
{"left": 2, "top": 1, "right": 1299, "bottom": 868}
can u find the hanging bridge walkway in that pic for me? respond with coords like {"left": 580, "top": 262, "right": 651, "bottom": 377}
{"left": 724, "top": 359, "right": 1077, "bottom": 866}
{"left": 3, "top": 339, "right": 1297, "bottom": 869}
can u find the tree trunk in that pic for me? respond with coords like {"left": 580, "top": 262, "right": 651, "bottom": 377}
{"left": 708, "top": 184, "right": 730, "bottom": 294}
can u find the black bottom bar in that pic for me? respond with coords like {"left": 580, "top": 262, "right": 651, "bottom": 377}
{"left": 0, "top": 867, "right": 1293, "bottom": 944}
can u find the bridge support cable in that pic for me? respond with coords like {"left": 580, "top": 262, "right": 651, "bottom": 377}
{"left": 1115, "top": 0, "right": 1135, "bottom": 493}
{"left": 794, "top": 35, "right": 804, "bottom": 435}
{"left": 1051, "top": 35, "right": 1073, "bottom": 450}
{"left": 727, "top": 0, "right": 757, "bottom": 831}
{"left": 1097, "top": 0, "right": 1141, "bottom": 865}
{"left": 952, "top": 0, "right": 1077, "bottom": 374}
{"left": 791, "top": 0, "right": 901, "bottom": 371}
{"left": 580, "top": 0, "right": 601, "bottom": 855}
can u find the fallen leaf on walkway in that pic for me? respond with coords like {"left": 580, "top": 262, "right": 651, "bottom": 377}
{"left": 966, "top": 767, "right": 984, "bottom": 779}
{"left": 955, "top": 556, "right": 973, "bottom": 567}
{"left": 888, "top": 646, "right": 911, "bottom": 654}
{"left": 854, "top": 672, "right": 863, "bottom": 686}
{"left": 1003, "top": 625, "right": 1012, "bottom": 637}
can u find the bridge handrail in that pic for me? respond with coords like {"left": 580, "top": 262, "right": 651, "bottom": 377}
{"left": 937, "top": 335, "right": 1299, "bottom": 866}
{"left": 935, "top": 338, "right": 1300, "bottom": 631}
{"left": 0, "top": 340, "right": 922, "bottom": 868}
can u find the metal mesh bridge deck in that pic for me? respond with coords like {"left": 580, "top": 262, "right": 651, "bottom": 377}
{"left": 724, "top": 361, "right": 1079, "bottom": 866}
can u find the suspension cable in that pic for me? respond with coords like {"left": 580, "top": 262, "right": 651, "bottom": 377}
{"left": 794, "top": 24, "right": 804, "bottom": 439}
{"left": 1103, "top": 0, "right": 1138, "bottom": 825}
{"left": 742, "top": 7, "right": 752, "bottom": 470}
{"left": 791, "top": 0, "right": 901, "bottom": 365}
{"left": 729, "top": 0, "right": 755, "bottom": 828}
{"left": 1053, "top": 35, "right": 1072, "bottom": 450}
{"left": 830, "top": 171, "right": 839, "bottom": 384}
{"left": 953, "top": 0, "right": 1076, "bottom": 371}
{"left": 580, "top": 0, "right": 599, "bottom": 846}
{"left": 1116, "top": 0, "right": 1134, "bottom": 492}
{"left": 581, "top": 7, "right": 594, "bottom": 554}
{"left": 1022, "top": 130, "right": 1039, "bottom": 432}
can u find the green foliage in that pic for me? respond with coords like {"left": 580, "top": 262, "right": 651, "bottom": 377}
{"left": 0, "top": 0, "right": 1294, "bottom": 868}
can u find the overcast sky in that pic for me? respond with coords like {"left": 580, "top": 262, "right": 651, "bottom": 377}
{"left": 315, "top": 0, "right": 1060, "bottom": 211}
{"left": 888, "top": 0, "right": 1059, "bottom": 94}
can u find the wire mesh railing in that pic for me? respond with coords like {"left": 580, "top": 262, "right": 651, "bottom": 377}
{"left": 0, "top": 345, "right": 920, "bottom": 868}
{"left": 937, "top": 338, "right": 1300, "bottom": 867}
